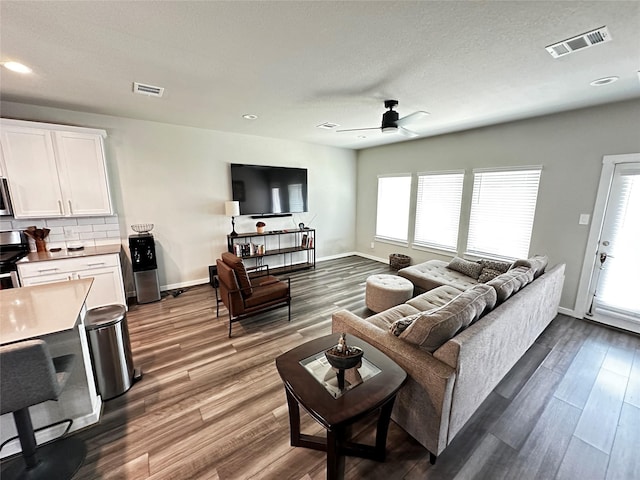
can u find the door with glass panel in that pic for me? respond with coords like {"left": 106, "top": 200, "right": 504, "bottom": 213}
{"left": 587, "top": 161, "right": 640, "bottom": 326}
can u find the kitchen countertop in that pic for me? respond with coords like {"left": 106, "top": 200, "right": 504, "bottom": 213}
{"left": 18, "top": 243, "right": 122, "bottom": 263}
{"left": 0, "top": 278, "right": 93, "bottom": 345}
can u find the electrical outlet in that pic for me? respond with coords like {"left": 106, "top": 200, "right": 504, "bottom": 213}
{"left": 579, "top": 214, "right": 590, "bottom": 225}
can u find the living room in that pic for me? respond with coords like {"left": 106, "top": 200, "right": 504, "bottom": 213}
{"left": 1, "top": 1, "right": 640, "bottom": 479}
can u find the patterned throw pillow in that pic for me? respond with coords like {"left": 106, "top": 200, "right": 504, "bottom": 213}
{"left": 389, "top": 314, "right": 420, "bottom": 337}
{"left": 478, "top": 259, "right": 512, "bottom": 283}
{"left": 478, "top": 268, "right": 503, "bottom": 283}
{"left": 480, "top": 259, "right": 512, "bottom": 273}
{"left": 447, "top": 257, "right": 483, "bottom": 280}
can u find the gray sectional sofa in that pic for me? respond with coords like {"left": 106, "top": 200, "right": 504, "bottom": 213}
{"left": 331, "top": 256, "right": 565, "bottom": 462}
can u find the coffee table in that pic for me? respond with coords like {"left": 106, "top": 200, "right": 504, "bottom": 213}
{"left": 275, "top": 333, "right": 406, "bottom": 480}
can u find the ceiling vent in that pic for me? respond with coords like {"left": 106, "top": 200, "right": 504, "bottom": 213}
{"left": 316, "top": 122, "right": 340, "bottom": 130}
{"left": 545, "top": 26, "right": 611, "bottom": 58}
{"left": 133, "top": 82, "right": 164, "bottom": 97}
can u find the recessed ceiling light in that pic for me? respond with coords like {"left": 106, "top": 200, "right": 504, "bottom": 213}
{"left": 3, "top": 61, "right": 32, "bottom": 74}
{"left": 242, "top": 114, "right": 258, "bottom": 120}
{"left": 590, "top": 76, "right": 619, "bottom": 86}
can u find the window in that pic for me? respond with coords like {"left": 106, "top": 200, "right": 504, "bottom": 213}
{"left": 375, "top": 174, "right": 411, "bottom": 243}
{"left": 466, "top": 167, "right": 542, "bottom": 259}
{"left": 414, "top": 171, "right": 464, "bottom": 251}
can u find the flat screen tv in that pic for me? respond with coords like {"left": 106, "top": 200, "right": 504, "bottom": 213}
{"left": 230, "top": 163, "right": 308, "bottom": 216}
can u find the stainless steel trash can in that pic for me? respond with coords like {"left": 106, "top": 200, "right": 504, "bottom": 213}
{"left": 85, "top": 304, "right": 137, "bottom": 400}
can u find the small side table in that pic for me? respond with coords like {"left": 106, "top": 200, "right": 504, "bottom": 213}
{"left": 276, "top": 333, "right": 406, "bottom": 480}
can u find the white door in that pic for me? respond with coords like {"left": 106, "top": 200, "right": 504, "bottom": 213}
{"left": 585, "top": 159, "right": 640, "bottom": 329}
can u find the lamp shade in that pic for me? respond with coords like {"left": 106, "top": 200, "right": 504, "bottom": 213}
{"left": 225, "top": 201, "right": 240, "bottom": 217}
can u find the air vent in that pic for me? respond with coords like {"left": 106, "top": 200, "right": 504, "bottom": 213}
{"left": 546, "top": 26, "right": 611, "bottom": 58}
{"left": 316, "top": 122, "right": 340, "bottom": 130}
{"left": 133, "top": 82, "right": 164, "bottom": 97}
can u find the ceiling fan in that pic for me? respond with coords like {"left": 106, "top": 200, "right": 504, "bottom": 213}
{"left": 337, "top": 100, "right": 429, "bottom": 137}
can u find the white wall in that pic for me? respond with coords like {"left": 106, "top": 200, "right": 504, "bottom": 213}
{"left": 1, "top": 101, "right": 357, "bottom": 290}
{"left": 356, "top": 99, "right": 640, "bottom": 312}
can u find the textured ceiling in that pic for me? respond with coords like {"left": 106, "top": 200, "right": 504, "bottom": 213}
{"left": 1, "top": 1, "right": 639, "bottom": 150}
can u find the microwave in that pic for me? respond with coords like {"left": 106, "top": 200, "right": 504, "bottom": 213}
{"left": 0, "top": 178, "right": 14, "bottom": 216}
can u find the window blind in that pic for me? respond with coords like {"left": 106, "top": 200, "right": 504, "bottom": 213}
{"left": 414, "top": 171, "right": 464, "bottom": 251}
{"left": 375, "top": 175, "right": 411, "bottom": 242}
{"left": 466, "top": 167, "right": 542, "bottom": 259}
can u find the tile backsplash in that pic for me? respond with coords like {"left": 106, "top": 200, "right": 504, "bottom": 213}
{"left": 0, "top": 215, "right": 122, "bottom": 251}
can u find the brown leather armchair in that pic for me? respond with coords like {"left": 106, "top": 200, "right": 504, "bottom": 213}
{"left": 216, "top": 252, "right": 291, "bottom": 337}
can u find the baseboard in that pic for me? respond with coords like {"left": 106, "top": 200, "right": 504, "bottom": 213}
{"left": 353, "top": 252, "right": 389, "bottom": 264}
{"left": 557, "top": 306, "right": 580, "bottom": 318}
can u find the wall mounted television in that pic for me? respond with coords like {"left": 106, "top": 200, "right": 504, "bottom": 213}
{"left": 230, "top": 163, "right": 308, "bottom": 217}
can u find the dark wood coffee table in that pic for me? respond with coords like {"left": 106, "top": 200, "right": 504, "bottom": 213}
{"left": 275, "top": 333, "right": 407, "bottom": 480}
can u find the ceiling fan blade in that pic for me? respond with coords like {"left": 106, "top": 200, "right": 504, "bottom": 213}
{"left": 396, "top": 110, "right": 430, "bottom": 127}
{"left": 336, "top": 127, "right": 379, "bottom": 133}
{"left": 397, "top": 126, "right": 419, "bottom": 138}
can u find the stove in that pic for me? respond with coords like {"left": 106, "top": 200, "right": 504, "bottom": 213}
{"left": 0, "top": 230, "right": 29, "bottom": 289}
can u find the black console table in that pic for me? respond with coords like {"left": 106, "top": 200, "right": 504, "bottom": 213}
{"left": 226, "top": 228, "right": 315, "bottom": 275}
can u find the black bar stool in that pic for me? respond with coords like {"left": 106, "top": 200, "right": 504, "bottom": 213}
{"left": 0, "top": 339, "right": 86, "bottom": 479}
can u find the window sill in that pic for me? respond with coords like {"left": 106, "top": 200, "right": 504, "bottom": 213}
{"left": 375, "top": 236, "right": 409, "bottom": 248}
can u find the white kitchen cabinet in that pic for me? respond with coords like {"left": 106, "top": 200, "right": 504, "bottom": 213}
{"left": 0, "top": 119, "right": 113, "bottom": 218}
{"left": 18, "top": 253, "right": 126, "bottom": 310}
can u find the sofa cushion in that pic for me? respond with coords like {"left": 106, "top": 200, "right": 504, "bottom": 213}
{"left": 447, "top": 257, "right": 483, "bottom": 280}
{"left": 406, "top": 285, "right": 463, "bottom": 311}
{"left": 366, "top": 304, "right": 422, "bottom": 330}
{"left": 398, "top": 259, "right": 479, "bottom": 292}
{"left": 391, "top": 284, "right": 497, "bottom": 352}
{"left": 486, "top": 266, "right": 534, "bottom": 302}
{"left": 510, "top": 255, "right": 548, "bottom": 279}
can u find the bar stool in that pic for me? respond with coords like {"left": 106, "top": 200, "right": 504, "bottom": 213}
{"left": 0, "top": 339, "right": 86, "bottom": 479}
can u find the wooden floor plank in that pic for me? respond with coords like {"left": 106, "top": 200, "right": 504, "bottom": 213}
{"left": 555, "top": 436, "right": 609, "bottom": 480}
{"left": 573, "top": 368, "right": 627, "bottom": 454}
{"left": 605, "top": 402, "right": 640, "bottom": 480}
{"left": 554, "top": 343, "right": 607, "bottom": 409}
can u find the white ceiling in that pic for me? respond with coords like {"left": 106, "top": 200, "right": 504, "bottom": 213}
{"left": 1, "top": 1, "right": 639, "bottom": 150}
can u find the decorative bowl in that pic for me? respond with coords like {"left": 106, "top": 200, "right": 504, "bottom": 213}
{"left": 131, "top": 224, "right": 154, "bottom": 233}
{"left": 325, "top": 345, "right": 363, "bottom": 370}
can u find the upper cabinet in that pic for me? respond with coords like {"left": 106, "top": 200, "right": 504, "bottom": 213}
{"left": 0, "top": 119, "right": 113, "bottom": 218}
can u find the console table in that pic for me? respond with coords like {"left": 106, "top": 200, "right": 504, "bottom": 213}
{"left": 226, "top": 228, "right": 315, "bottom": 275}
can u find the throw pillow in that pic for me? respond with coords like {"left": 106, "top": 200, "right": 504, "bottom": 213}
{"left": 389, "top": 313, "right": 420, "bottom": 337}
{"left": 478, "top": 267, "right": 503, "bottom": 283}
{"left": 397, "top": 284, "right": 497, "bottom": 352}
{"left": 479, "top": 259, "right": 512, "bottom": 273}
{"left": 447, "top": 257, "right": 483, "bottom": 280}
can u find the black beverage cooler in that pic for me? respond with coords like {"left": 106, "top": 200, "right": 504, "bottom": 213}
{"left": 129, "top": 233, "right": 161, "bottom": 304}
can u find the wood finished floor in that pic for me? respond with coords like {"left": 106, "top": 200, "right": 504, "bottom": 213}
{"left": 19, "top": 256, "right": 640, "bottom": 479}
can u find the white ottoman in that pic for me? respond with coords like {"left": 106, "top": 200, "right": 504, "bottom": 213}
{"left": 365, "top": 274, "right": 414, "bottom": 313}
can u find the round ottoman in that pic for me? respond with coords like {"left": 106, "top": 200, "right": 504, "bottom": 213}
{"left": 365, "top": 274, "right": 414, "bottom": 313}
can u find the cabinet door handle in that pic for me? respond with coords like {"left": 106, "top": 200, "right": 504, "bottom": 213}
{"left": 86, "top": 262, "right": 105, "bottom": 267}
{"left": 58, "top": 200, "right": 64, "bottom": 215}
{"left": 38, "top": 268, "right": 59, "bottom": 273}
{"left": 68, "top": 200, "right": 73, "bottom": 215}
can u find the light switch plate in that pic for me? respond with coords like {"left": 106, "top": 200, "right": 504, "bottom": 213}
{"left": 579, "top": 214, "right": 590, "bottom": 225}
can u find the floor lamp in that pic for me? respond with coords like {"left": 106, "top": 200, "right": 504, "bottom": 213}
{"left": 225, "top": 201, "right": 240, "bottom": 237}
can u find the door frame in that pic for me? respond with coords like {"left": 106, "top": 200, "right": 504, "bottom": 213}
{"left": 575, "top": 153, "right": 640, "bottom": 330}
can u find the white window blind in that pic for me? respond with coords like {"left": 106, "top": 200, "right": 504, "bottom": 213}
{"left": 467, "top": 167, "right": 542, "bottom": 259}
{"left": 375, "top": 175, "right": 411, "bottom": 242}
{"left": 414, "top": 171, "right": 464, "bottom": 251}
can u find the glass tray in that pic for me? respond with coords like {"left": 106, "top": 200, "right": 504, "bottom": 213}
{"left": 300, "top": 351, "right": 382, "bottom": 399}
